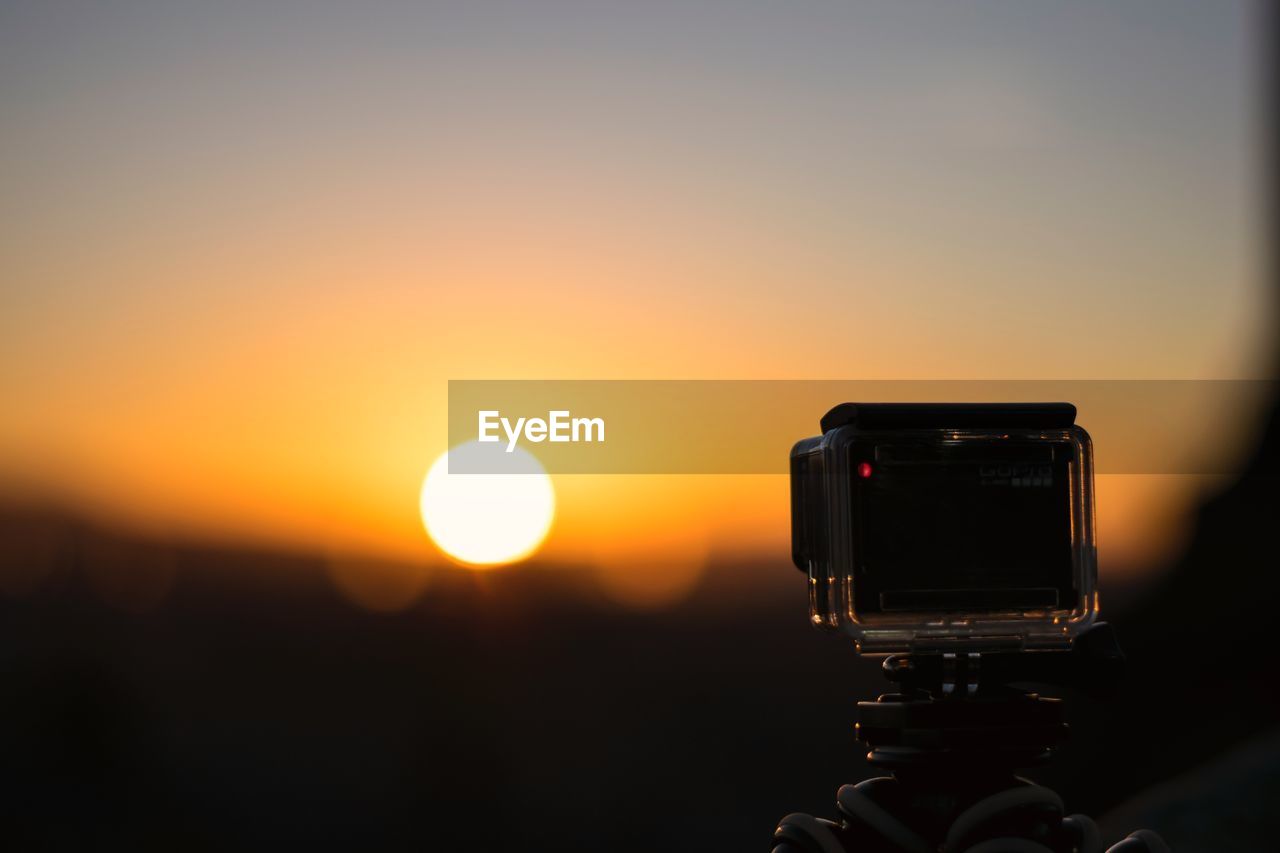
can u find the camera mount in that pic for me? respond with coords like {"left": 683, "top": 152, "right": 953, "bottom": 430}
{"left": 772, "top": 624, "right": 1168, "bottom": 853}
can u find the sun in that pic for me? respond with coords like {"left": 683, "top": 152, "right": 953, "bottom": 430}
{"left": 419, "top": 441, "right": 555, "bottom": 568}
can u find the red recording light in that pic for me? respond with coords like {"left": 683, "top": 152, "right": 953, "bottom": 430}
{"left": 857, "top": 461, "right": 873, "bottom": 479}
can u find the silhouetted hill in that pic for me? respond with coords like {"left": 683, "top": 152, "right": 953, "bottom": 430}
{"left": 0, "top": 517, "right": 874, "bottom": 850}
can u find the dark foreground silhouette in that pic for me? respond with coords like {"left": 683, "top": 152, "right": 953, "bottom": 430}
{"left": 1, "top": 398, "right": 1277, "bottom": 851}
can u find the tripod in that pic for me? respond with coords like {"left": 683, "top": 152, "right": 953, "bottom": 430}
{"left": 772, "top": 624, "right": 1169, "bottom": 853}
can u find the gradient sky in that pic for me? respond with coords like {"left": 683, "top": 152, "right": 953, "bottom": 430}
{"left": 0, "top": 1, "right": 1269, "bottom": 604}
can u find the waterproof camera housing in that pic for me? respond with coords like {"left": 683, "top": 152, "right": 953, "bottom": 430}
{"left": 790, "top": 403, "right": 1097, "bottom": 654}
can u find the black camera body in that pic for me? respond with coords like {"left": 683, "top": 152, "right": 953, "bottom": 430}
{"left": 790, "top": 403, "right": 1097, "bottom": 654}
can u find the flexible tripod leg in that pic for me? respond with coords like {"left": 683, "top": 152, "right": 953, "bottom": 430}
{"left": 773, "top": 687, "right": 1169, "bottom": 852}
{"left": 773, "top": 775, "right": 1169, "bottom": 852}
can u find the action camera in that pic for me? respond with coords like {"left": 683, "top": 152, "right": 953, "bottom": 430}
{"left": 790, "top": 403, "right": 1097, "bottom": 654}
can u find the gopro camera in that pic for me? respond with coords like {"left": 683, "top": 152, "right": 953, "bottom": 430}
{"left": 790, "top": 403, "right": 1097, "bottom": 654}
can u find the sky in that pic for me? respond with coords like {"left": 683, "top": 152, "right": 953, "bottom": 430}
{"left": 0, "top": 1, "right": 1270, "bottom": 607}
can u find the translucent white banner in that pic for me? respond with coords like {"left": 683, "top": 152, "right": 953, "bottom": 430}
{"left": 447, "top": 380, "right": 1274, "bottom": 474}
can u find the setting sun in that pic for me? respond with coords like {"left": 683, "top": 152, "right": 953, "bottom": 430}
{"left": 419, "top": 442, "right": 555, "bottom": 568}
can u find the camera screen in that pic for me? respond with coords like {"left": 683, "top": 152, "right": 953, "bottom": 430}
{"left": 851, "top": 440, "right": 1076, "bottom": 614}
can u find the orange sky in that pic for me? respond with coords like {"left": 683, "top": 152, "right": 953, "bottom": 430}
{"left": 0, "top": 2, "right": 1269, "bottom": 607}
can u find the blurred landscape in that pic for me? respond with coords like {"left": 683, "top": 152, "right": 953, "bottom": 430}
{"left": 3, "top": 391, "right": 1277, "bottom": 850}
